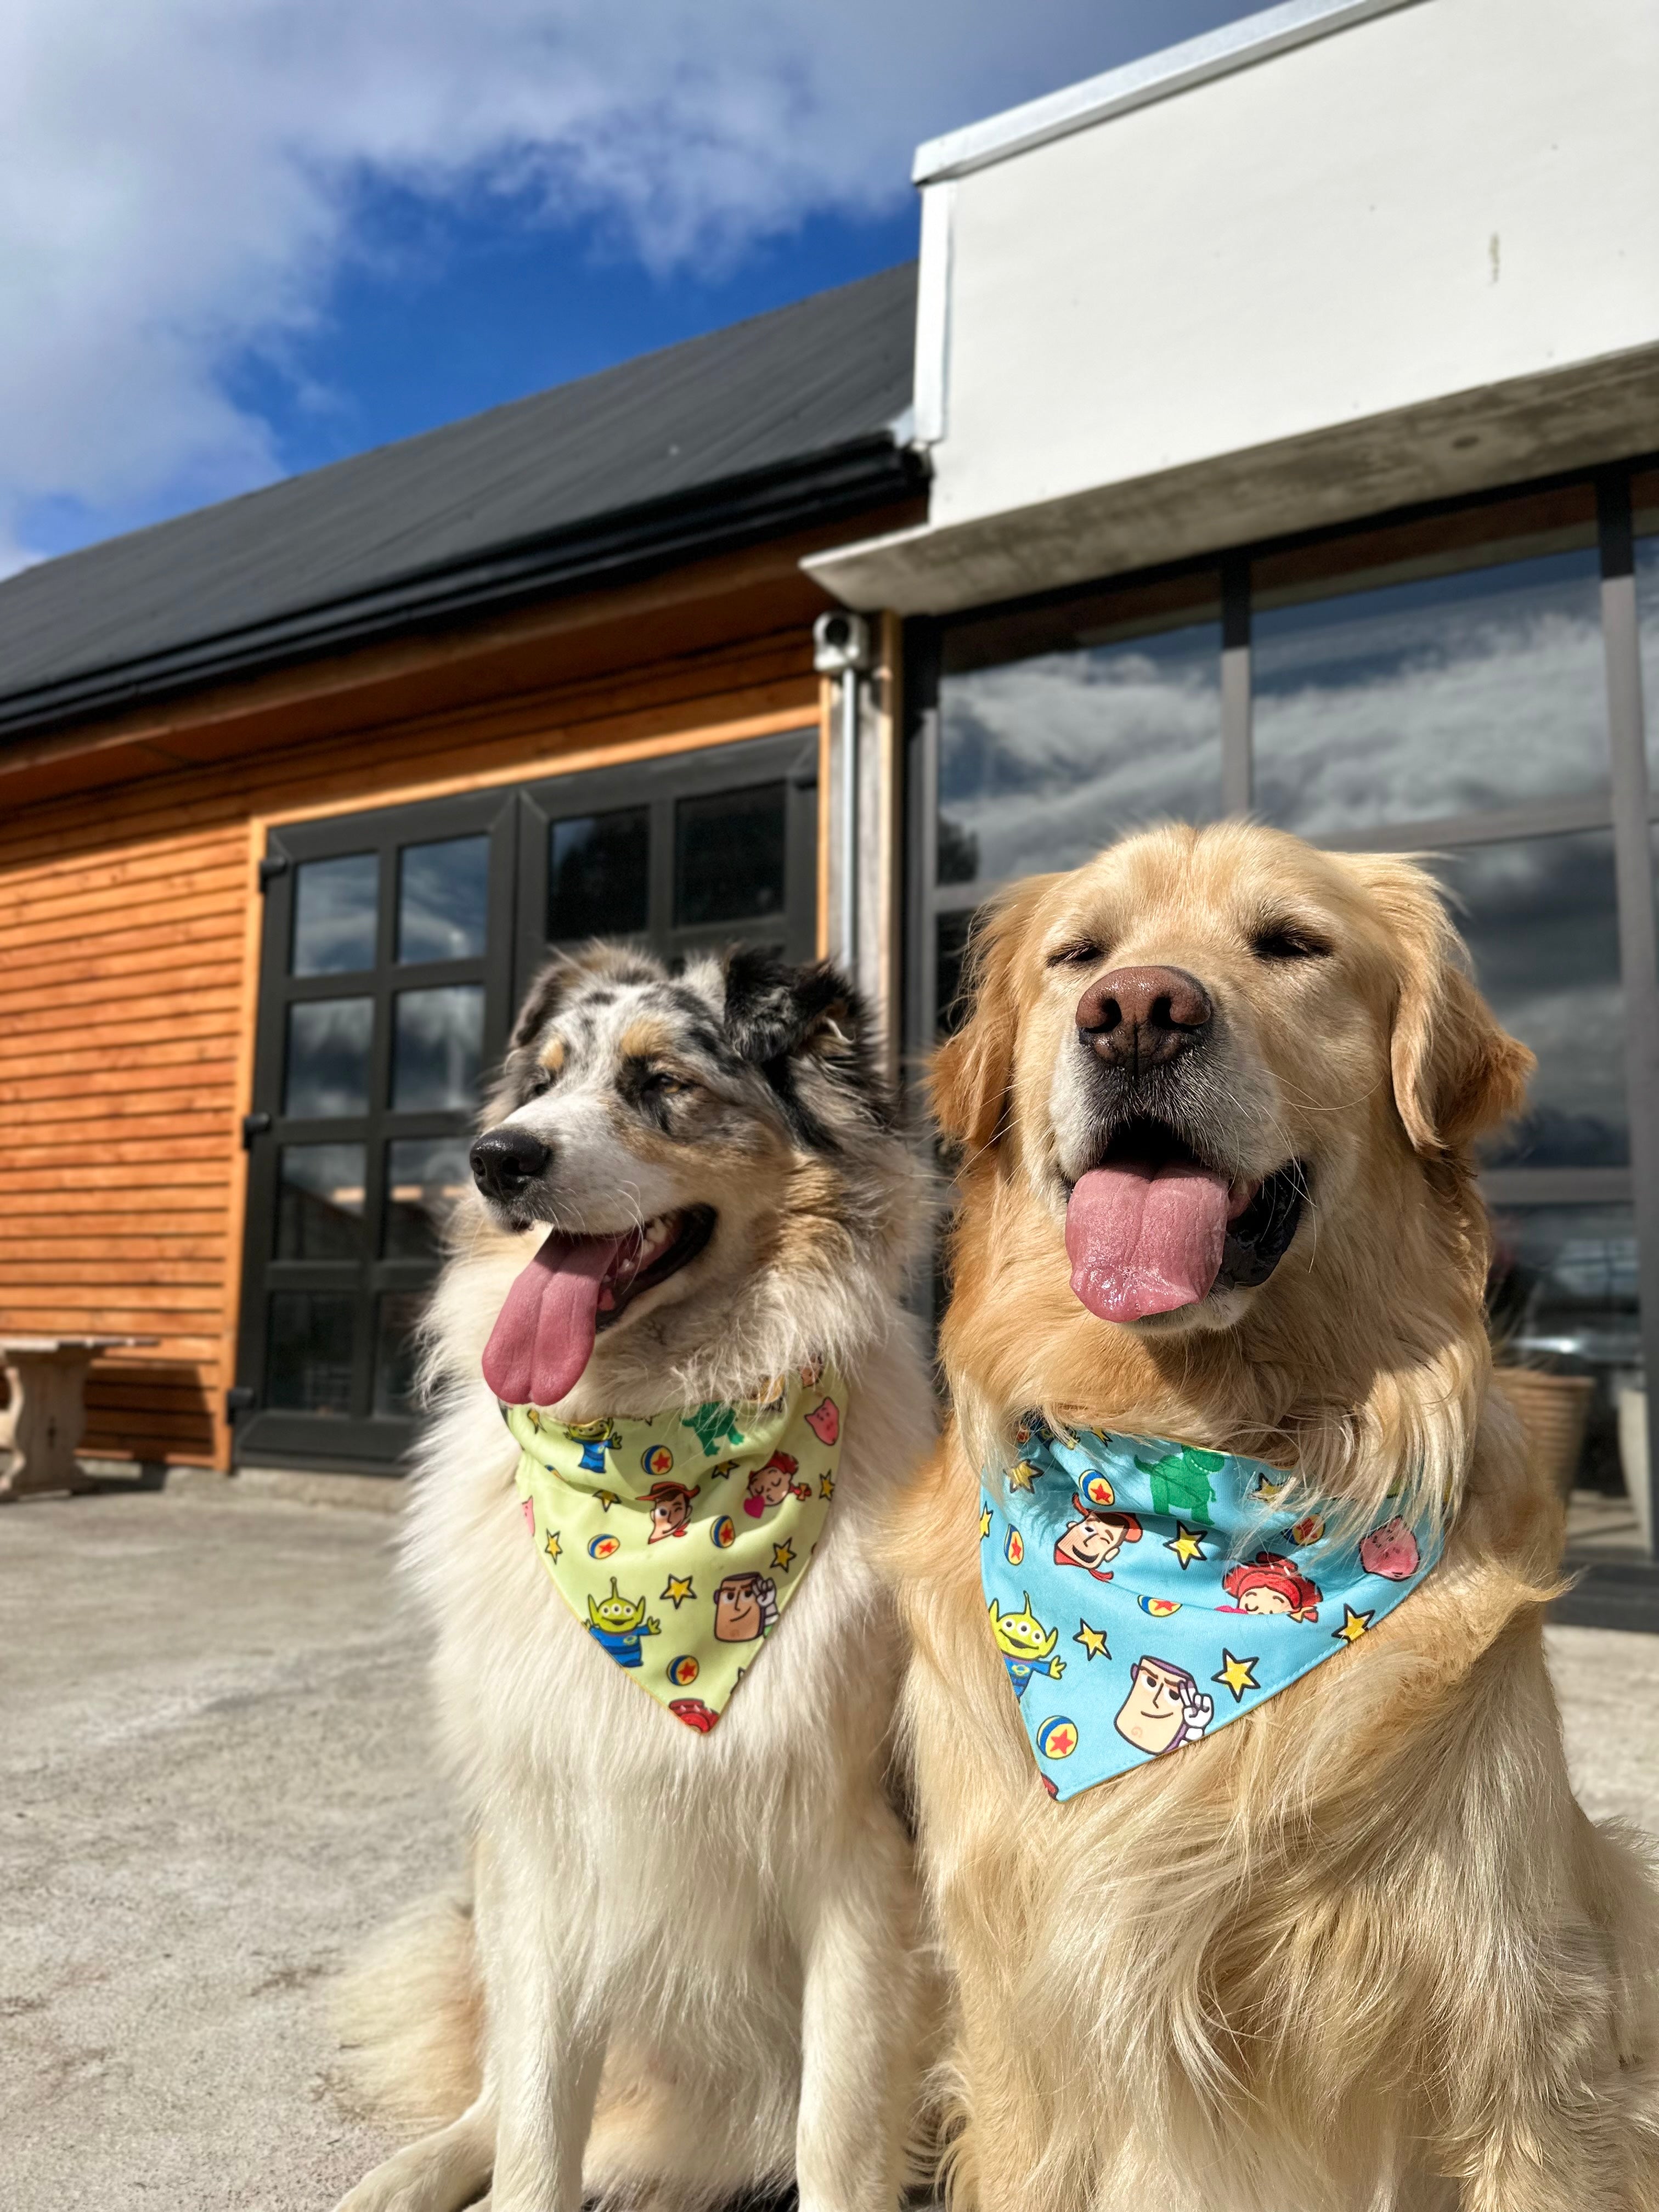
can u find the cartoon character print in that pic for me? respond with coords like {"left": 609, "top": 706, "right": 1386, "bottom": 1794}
{"left": 1220, "top": 1550, "right": 1323, "bottom": 1623}
{"left": 520, "top": 1497, "right": 536, "bottom": 1537}
{"left": 713, "top": 1572, "right": 779, "bottom": 1643}
{"left": 1053, "top": 1498, "right": 1143, "bottom": 1581}
{"left": 805, "top": 1397, "right": 839, "bottom": 1446}
{"left": 1013, "top": 1410, "right": 1055, "bottom": 1450}
{"left": 684, "top": 1401, "right": 747, "bottom": 1455}
{"left": 742, "top": 1450, "right": 811, "bottom": 1519}
{"left": 1135, "top": 1444, "right": 1223, "bottom": 1526}
{"left": 799, "top": 1355, "right": 826, "bottom": 1389}
{"left": 565, "top": 1417, "right": 620, "bottom": 1474}
{"left": 1359, "top": 1515, "right": 1421, "bottom": 1581}
{"left": 1113, "top": 1655, "right": 1214, "bottom": 1756}
{"left": 987, "top": 1594, "right": 1066, "bottom": 1701}
{"left": 585, "top": 1577, "right": 662, "bottom": 1667}
{"left": 645, "top": 1480, "right": 701, "bottom": 1543}
{"left": 668, "top": 1697, "right": 719, "bottom": 1733}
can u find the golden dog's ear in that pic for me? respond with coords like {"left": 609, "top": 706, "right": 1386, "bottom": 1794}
{"left": 1353, "top": 856, "right": 1534, "bottom": 1156}
{"left": 929, "top": 874, "right": 1056, "bottom": 1154}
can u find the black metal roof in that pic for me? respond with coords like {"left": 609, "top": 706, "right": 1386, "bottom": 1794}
{"left": 0, "top": 261, "right": 919, "bottom": 742}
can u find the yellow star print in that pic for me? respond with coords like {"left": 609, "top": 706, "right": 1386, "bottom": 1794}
{"left": 772, "top": 1539, "right": 796, "bottom": 1572}
{"left": 1212, "top": 1650, "right": 1259, "bottom": 1702}
{"left": 659, "top": 1575, "right": 695, "bottom": 1609}
{"left": 708, "top": 1459, "right": 737, "bottom": 1483}
{"left": 543, "top": 1530, "right": 562, "bottom": 1565}
{"left": 1074, "top": 1619, "right": 1109, "bottom": 1662}
{"left": 1008, "top": 1458, "right": 1040, "bottom": 1492}
{"left": 979, "top": 1503, "right": 994, "bottom": 1540}
{"left": 1333, "top": 1604, "right": 1374, "bottom": 1645}
{"left": 820, "top": 1473, "right": 836, "bottom": 1500}
{"left": 1165, "top": 1523, "right": 1206, "bottom": 1568}
{"left": 1252, "top": 1473, "right": 1290, "bottom": 1506}
{"left": 595, "top": 1490, "right": 618, "bottom": 1513}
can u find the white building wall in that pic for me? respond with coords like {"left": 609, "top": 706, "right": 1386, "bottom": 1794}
{"left": 810, "top": 0, "right": 1659, "bottom": 612}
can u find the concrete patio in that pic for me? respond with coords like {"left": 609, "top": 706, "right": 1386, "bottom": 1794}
{"left": 3, "top": 1484, "right": 1658, "bottom": 2212}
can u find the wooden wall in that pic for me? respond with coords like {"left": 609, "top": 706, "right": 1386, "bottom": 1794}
{"left": 0, "top": 524, "right": 885, "bottom": 1472}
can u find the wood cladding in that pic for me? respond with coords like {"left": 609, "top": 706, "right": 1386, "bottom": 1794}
{"left": 0, "top": 529, "right": 859, "bottom": 1471}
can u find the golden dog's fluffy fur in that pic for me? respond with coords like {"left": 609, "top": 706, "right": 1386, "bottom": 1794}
{"left": 893, "top": 823, "right": 1659, "bottom": 2211}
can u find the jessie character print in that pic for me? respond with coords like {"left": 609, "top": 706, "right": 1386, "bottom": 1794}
{"left": 1053, "top": 1499, "right": 1143, "bottom": 1581}
{"left": 742, "top": 1451, "right": 811, "bottom": 1520}
{"left": 713, "top": 1572, "right": 780, "bottom": 1643}
{"left": 645, "top": 1480, "right": 701, "bottom": 1542}
{"left": 1113, "top": 1655, "right": 1214, "bottom": 1756}
{"left": 1220, "top": 1550, "right": 1323, "bottom": 1623}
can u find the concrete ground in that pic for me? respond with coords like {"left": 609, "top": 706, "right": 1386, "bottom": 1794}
{"left": 3, "top": 1490, "right": 1658, "bottom": 2212}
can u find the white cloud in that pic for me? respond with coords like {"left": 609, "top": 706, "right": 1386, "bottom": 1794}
{"left": 0, "top": 0, "right": 1207, "bottom": 573}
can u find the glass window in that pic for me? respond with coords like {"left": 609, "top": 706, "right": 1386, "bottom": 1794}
{"left": 391, "top": 985, "right": 484, "bottom": 1111}
{"left": 1254, "top": 548, "right": 1607, "bottom": 837}
{"left": 1488, "top": 1203, "right": 1640, "bottom": 1499}
{"left": 397, "top": 836, "right": 489, "bottom": 964}
{"left": 374, "top": 1291, "right": 427, "bottom": 1418}
{"left": 291, "top": 853, "right": 378, "bottom": 976}
{"left": 939, "top": 616, "right": 1222, "bottom": 888}
{"left": 936, "top": 911, "right": 975, "bottom": 1039}
{"left": 265, "top": 1291, "right": 356, "bottom": 1415}
{"left": 384, "top": 1137, "right": 473, "bottom": 1259}
{"left": 675, "top": 783, "right": 788, "bottom": 926}
{"left": 549, "top": 808, "right": 650, "bottom": 940}
{"left": 275, "top": 1144, "right": 365, "bottom": 1259}
{"left": 1432, "top": 832, "right": 1624, "bottom": 1169}
{"left": 284, "top": 997, "right": 374, "bottom": 1118}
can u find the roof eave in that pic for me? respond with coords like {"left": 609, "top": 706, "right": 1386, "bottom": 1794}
{"left": 0, "top": 435, "right": 926, "bottom": 747}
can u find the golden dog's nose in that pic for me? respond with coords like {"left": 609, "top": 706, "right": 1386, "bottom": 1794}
{"left": 1076, "top": 965, "right": 1212, "bottom": 1074}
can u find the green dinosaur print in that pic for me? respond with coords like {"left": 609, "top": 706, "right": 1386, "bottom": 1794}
{"left": 684, "top": 1401, "right": 747, "bottom": 1454}
{"left": 1135, "top": 1445, "right": 1224, "bottom": 1526}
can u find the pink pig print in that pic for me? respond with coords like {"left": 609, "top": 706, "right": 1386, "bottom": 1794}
{"left": 805, "top": 1397, "right": 839, "bottom": 1446}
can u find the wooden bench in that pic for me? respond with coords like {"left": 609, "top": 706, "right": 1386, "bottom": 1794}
{"left": 0, "top": 1337, "right": 159, "bottom": 1502}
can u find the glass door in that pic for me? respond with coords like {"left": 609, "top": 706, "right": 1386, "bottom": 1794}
{"left": 235, "top": 730, "right": 817, "bottom": 1471}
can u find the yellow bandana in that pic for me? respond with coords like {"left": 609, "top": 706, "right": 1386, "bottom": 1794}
{"left": 503, "top": 1363, "right": 846, "bottom": 1730}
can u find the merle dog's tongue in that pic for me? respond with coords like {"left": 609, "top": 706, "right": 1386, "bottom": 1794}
{"left": 1065, "top": 1161, "right": 1231, "bottom": 1323}
{"left": 482, "top": 1227, "right": 633, "bottom": 1406}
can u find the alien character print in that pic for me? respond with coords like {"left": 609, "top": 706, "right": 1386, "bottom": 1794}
{"left": 504, "top": 1364, "right": 844, "bottom": 1730}
{"left": 980, "top": 1418, "right": 1441, "bottom": 1801}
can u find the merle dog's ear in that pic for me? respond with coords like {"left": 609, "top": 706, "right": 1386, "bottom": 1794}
{"left": 509, "top": 954, "right": 577, "bottom": 1052}
{"left": 721, "top": 950, "right": 889, "bottom": 1137}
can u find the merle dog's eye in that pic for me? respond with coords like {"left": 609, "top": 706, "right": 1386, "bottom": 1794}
{"left": 527, "top": 1063, "right": 556, "bottom": 1097}
{"left": 1251, "top": 920, "right": 1332, "bottom": 962}
{"left": 641, "top": 1069, "right": 689, "bottom": 1097}
{"left": 1046, "top": 940, "right": 1104, "bottom": 969}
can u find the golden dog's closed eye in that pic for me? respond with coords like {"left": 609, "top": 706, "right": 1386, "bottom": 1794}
{"left": 1249, "top": 917, "right": 1331, "bottom": 960}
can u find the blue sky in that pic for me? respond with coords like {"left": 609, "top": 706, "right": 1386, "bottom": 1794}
{"left": 4, "top": 0, "right": 1263, "bottom": 572}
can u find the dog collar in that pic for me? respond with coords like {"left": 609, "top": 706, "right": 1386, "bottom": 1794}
{"left": 503, "top": 1363, "right": 845, "bottom": 1731}
{"left": 981, "top": 1418, "right": 1440, "bottom": 1801}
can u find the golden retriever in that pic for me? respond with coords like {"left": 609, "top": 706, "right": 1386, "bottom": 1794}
{"left": 892, "top": 822, "right": 1659, "bottom": 2211}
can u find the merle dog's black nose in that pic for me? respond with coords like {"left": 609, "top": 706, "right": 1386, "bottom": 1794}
{"left": 470, "top": 1127, "right": 551, "bottom": 1200}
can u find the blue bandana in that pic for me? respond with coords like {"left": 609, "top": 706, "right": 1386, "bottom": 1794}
{"left": 980, "top": 1419, "right": 1441, "bottom": 1801}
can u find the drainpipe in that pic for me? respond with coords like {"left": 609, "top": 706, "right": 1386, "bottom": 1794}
{"left": 812, "top": 611, "right": 874, "bottom": 978}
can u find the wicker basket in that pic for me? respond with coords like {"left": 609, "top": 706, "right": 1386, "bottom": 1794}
{"left": 1492, "top": 1366, "right": 1595, "bottom": 1497}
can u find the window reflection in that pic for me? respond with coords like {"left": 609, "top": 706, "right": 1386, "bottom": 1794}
{"left": 392, "top": 986, "right": 484, "bottom": 1112}
{"left": 266, "top": 1291, "right": 355, "bottom": 1414}
{"left": 384, "top": 1138, "right": 472, "bottom": 1259}
{"left": 291, "top": 853, "right": 377, "bottom": 976}
{"left": 275, "top": 1144, "right": 365, "bottom": 1259}
{"left": 549, "top": 808, "right": 650, "bottom": 939}
{"left": 397, "top": 836, "right": 489, "bottom": 964}
{"left": 675, "top": 783, "right": 787, "bottom": 926}
{"left": 284, "top": 998, "right": 374, "bottom": 1118}
{"left": 939, "top": 619, "right": 1222, "bottom": 887}
{"left": 1432, "top": 832, "right": 1624, "bottom": 1169}
{"left": 1254, "top": 550, "right": 1607, "bottom": 836}
{"left": 1488, "top": 1203, "right": 1640, "bottom": 1497}
{"left": 374, "top": 1291, "right": 427, "bottom": 1417}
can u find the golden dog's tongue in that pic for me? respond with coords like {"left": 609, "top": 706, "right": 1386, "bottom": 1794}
{"left": 482, "top": 1227, "right": 633, "bottom": 1406}
{"left": 1065, "top": 1161, "right": 1231, "bottom": 1323}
